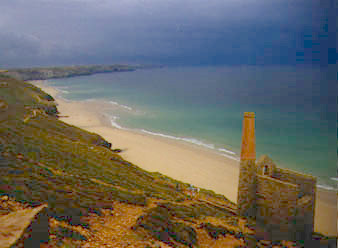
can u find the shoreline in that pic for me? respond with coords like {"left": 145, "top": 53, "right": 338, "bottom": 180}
{"left": 31, "top": 80, "right": 337, "bottom": 236}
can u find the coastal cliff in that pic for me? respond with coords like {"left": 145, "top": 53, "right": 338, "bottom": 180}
{"left": 1, "top": 64, "right": 159, "bottom": 81}
{"left": 0, "top": 72, "right": 335, "bottom": 247}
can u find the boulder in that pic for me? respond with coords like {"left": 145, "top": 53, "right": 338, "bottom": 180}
{"left": 0, "top": 204, "right": 49, "bottom": 248}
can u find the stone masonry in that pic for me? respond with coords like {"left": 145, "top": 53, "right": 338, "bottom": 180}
{"left": 237, "top": 112, "right": 256, "bottom": 218}
{"left": 237, "top": 112, "right": 316, "bottom": 242}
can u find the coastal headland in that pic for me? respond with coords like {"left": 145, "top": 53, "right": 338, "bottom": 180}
{"left": 2, "top": 64, "right": 159, "bottom": 81}
{"left": 32, "top": 80, "right": 337, "bottom": 237}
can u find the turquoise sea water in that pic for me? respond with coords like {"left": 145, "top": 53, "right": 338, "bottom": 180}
{"left": 48, "top": 66, "right": 336, "bottom": 190}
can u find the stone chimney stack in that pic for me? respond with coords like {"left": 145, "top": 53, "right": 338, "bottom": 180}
{"left": 240, "top": 112, "right": 256, "bottom": 161}
{"left": 237, "top": 112, "right": 257, "bottom": 217}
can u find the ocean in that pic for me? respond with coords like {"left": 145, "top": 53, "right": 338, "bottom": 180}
{"left": 48, "top": 65, "right": 337, "bottom": 191}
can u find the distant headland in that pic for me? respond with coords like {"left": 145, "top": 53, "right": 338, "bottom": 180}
{"left": 1, "top": 64, "right": 162, "bottom": 81}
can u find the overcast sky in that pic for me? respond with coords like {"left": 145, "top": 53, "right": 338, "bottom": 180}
{"left": 0, "top": 0, "right": 333, "bottom": 67}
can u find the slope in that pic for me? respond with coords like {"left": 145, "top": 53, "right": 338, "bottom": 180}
{"left": 0, "top": 74, "right": 320, "bottom": 247}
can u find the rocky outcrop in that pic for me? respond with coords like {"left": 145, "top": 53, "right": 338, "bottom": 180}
{"left": 0, "top": 204, "right": 49, "bottom": 248}
{"left": 43, "top": 104, "right": 59, "bottom": 116}
{"left": 93, "top": 136, "right": 112, "bottom": 149}
{"left": 199, "top": 222, "right": 257, "bottom": 247}
{"left": 42, "top": 93, "right": 55, "bottom": 101}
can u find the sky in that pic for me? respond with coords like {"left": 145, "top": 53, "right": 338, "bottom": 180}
{"left": 0, "top": 0, "right": 334, "bottom": 67}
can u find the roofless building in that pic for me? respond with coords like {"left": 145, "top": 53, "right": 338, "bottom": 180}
{"left": 237, "top": 112, "right": 316, "bottom": 241}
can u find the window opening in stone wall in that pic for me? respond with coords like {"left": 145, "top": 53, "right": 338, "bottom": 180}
{"left": 263, "top": 165, "right": 269, "bottom": 175}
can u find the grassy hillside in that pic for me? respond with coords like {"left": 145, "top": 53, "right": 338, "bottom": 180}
{"left": 0, "top": 74, "right": 323, "bottom": 247}
{"left": 2, "top": 64, "right": 139, "bottom": 81}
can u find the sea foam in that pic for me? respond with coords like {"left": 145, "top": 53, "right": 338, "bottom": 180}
{"left": 102, "top": 113, "right": 123, "bottom": 129}
{"left": 52, "top": 86, "right": 70, "bottom": 95}
{"left": 219, "top": 153, "right": 240, "bottom": 161}
{"left": 317, "top": 184, "right": 337, "bottom": 192}
{"left": 109, "top": 116, "right": 123, "bottom": 129}
{"left": 109, "top": 101, "right": 133, "bottom": 111}
{"left": 54, "top": 87, "right": 69, "bottom": 94}
{"left": 104, "top": 112, "right": 228, "bottom": 158}
{"left": 140, "top": 129, "right": 239, "bottom": 161}
{"left": 218, "top": 148, "right": 236, "bottom": 155}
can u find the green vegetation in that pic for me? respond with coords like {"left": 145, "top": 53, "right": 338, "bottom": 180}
{"left": 0, "top": 73, "right": 239, "bottom": 246}
{"left": 0, "top": 73, "right": 318, "bottom": 247}
{"left": 135, "top": 201, "right": 240, "bottom": 246}
{"left": 0, "top": 74, "right": 189, "bottom": 220}
{"left": 2, "top": 64, "right": 141, "bottom": 81}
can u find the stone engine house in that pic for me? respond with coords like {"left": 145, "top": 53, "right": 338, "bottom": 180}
{"left": 237, "top": 112, "right": 316, "bottom": 241}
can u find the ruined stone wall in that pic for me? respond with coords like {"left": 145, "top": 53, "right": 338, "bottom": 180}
{"left": 294, "top": 195, "right": 316, "bottom": 241}
{"left": 256, "top": 175, "right": 300, "bottom": 225}
{"left": 237, "top": 160, "right": 257, "bottom": 218}
{"left": 274, "top": 167, "right": 316, "bottom": 196}
{"left": 274, "top": 167, "right": 316, "bottom": 236}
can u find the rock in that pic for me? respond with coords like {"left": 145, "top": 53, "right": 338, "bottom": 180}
{"left": 112, "top": 148, "right": 123, "bottom": 153}
{"left": 0, "top": 204, "right": 49, "bottom": 248}
{"left": 200, "top": 222, "right": 229, "bottom": 239}
{"left": 44, "top": 105, "right": 59, "bottom": 116}
{"left": 94, "top": 137, "right": 112, "bottom": 149}
{"left": 43, "top": 94, "right": 54, "bottom": 101}
{"left": 169, "top": 222, "right": 197, "bottom": 246}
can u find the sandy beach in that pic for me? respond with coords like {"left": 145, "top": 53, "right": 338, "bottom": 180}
{"left": 32, "top": 80, "right": 337, "bottom": 237}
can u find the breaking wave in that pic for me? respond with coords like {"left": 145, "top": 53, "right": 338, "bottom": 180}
{"left": 140, "top": 129, "right": 239, "bottom": 161}
{"left": 109, "top": 116, "right": 123, "bottom": 129}
{"left": 109, "top": 101, "right": 133, "bottom": 111}
{"left": 317, "top": 184, "right": 337, "bottom": 192}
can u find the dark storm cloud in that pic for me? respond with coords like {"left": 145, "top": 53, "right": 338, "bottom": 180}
{"left": 0, "top": 0, "right": 331, "bottom": 67}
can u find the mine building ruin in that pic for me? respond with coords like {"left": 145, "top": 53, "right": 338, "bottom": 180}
{"left": 237, "top": 112, "right": 316, "bottom": 241}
